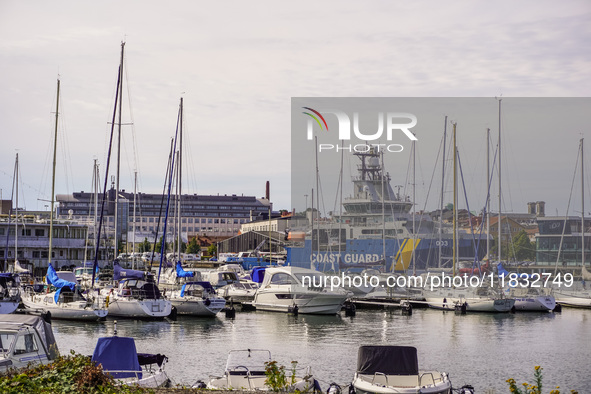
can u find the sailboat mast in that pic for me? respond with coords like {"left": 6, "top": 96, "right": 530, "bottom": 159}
{"left": 14, "top": 154, "right": 19, "bottom": 266}
{"left": 49, "top": 78, "right": 60, "bottom": 267}
{"left": 114, "top": 42, "right": 125, "bottom": 260}
{"left": 497, "top": 99, "right": 502, "bottom": 266}
{"left": 439, "top": 116, "right": 447, "bottom": 269}
{"left": 412, "top": 138, "right": 416, "bottom": 274}
{"left": 177, "top": 97, "right": 183, "bottom": 258}
{"left": 486, "top": 128, "right": 490, "bottom": 261}
{"left": 581, "top": 138, "right": 585, "bottom": 267}
{"left": 452, "top": 122, "right": 457, "bottom": 277}
{"left": 132, "top": 170, "right": 137, "bottom": 269}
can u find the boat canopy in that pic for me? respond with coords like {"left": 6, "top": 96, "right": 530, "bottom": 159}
{"left": 180, "top": 281, "right": 215, "bottom": 297}
{"left": 113, "top": 260, "right": 145, "bottom": 281}
{"left": 0, "top": 314, "right": 59, "bottom": 360}
{"left": 46, "top": 263, "right": 76, "bottom": 304}
{"left": 176, "top": 262, "right": 195, "bottom": 278}
{"left": 91, "top": 336, "right": 142, "bottom": 379}
{"left": 356, "top": 346, "right": 418, "bottom": 376}
{"left": 251, "top": 267, "right": 266, "bottom": 284}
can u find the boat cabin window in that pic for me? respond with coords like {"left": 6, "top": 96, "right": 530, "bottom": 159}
{"left": 14, "top": 333, "right": 38, "bottom": 355}
{"left": 0, "top": 333, "right": 16, "bottom": 352}
{"left": 269, "top": 273, "right": 295, "bottom": 285}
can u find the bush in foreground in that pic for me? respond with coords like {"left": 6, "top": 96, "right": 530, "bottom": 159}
{"left": 0, "top": 350, "right": 149, "bottom": 394}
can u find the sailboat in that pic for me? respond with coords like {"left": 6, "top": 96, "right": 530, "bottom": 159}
{"left": 0, "top": 155, "right": 22, "bottom": 314}
{"left": 422, "top": 120, "right": 514, "bottom": 313}
{"left": 21, "top": 79, "right": 107, "bottom": 321}
{"left": 158, "top": 98, "right": 225, "bottom": 316}
{"left": 554, "top": 138, "right": 591, "bottom": 308}
{"left": 21, "top": 263, "right": 108, "bottom": 321}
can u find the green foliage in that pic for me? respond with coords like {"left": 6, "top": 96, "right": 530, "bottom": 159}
{"left": 207, "top": 244, "right": 217, "bottom": 257}
{"left": 186, "top": 237, "right": 201, "bottom": 254}
{"left": 263, "top": 360, "right": 300, "bottom": 392}
{"left": 155, "top": 237, "right": 169, "bottom": 254}
{"left": 173, "top": 239, "right": 187, "bottom": 254}
{"left": 138, "top": 238, "right": 151, "bottom": 253}
{"left": 509, "top": 230, "right": 536, "bottom": 261}
{"left": 0, "top": 350, "right": 148, "bottom": 394}
{"left": 507, "top": 366, "right": 578, "bottom": 394}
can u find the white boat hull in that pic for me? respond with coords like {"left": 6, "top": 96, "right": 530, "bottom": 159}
{"left": 22, "top": 294, "right": 107, "bottom": 321}
{"left": 253, "top": 291, "right": 348, "bottom": 314}
{"left": 353, "top": 372, "right": 452, "bottom": 394}
{"left": 512, "top": 295, "right": 556, "bottom": 311}
{"left": 170, "top": 296, "right": 225, "bottom": 316}
{"left": 106, "top": 296, "right": 172, "bottom": 318}
{"left": 554, "top": 290, "right": 591, "bottom": 308}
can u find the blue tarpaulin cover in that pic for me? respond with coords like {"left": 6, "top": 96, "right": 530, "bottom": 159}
{"left": 113, "top": 260, "right": 145, "bottom": 281}
{"left": 91, "top": 336, "right": 142, "bottom": 379}
{"left": 251, "top": 267, "right": 266, "bottom": 284}
{"left": 497, "top": 262, "right": 532, "bottom": 280}
{"left": 46, "top": 263, "right": 76, "bottom": 304}
{"left": 176, "top": 262, "right": 195, "bottom": 278}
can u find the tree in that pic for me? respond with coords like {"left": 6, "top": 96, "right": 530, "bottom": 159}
{"left": 186, "top": 238, "right": 201, "bottom": 254}
{"left": 173, "top": 239, "right": 187, "bottom": 253}
{"left": 207, "top": 244, "right": 217, "bottom": 257}
{"left": 138, "top": 237, "right": 151, "bottom": 253}
{"left": 155, "top": 237, "right": 170, "bottom": 254}
{"left": 509, "top": 230, "right": 536, "bottom": 261}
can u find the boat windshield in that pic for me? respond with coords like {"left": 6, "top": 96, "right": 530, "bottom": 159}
{"left": 0, "top": 332, "right": 16, "bottom": 355}
{"left": 294, "top": 272, "right": 326, "bottom": 289}
{"left": 225, "top": 349, "right": 271, "bottom": 373}
{"left": 75, "top": 268, "right": 93, "bottom": 276}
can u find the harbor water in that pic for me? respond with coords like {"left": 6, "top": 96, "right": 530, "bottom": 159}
{"left": 51, "top": 307, "right": 591, "bottom": 393}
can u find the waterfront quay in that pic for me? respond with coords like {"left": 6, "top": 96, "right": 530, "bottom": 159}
{"left": 51, "top": 306, "right": 591, "bottom": 393}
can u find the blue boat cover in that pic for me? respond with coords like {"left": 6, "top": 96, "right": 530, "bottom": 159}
{"left": 46, "top": 263, "right": 76, "bottom": 304}
{"left": 91, "top": 336, "right": 142, "bottom": 379}
{"left": 113, "top": 260, "right": 145, "bottom": 281}
{"left": 251, "top": 267, "right": 266, "bottom": 284}
{"left": 176, "top": 262, "right": 195, "bottom": 278}
{"left": 180, "top": 281, "right": 214, "bottom": 297}
{"left": 497, "top": 262, "right": 531, "bottom": 280}
{"left": 0, "top": 272, "right": 15, "bottom": 279}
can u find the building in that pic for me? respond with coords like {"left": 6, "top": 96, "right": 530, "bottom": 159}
{"left": 535, "top": 216, "right": 591, "bottom": 266}
{"left": 56, "top": 188, "right": 273, "bottom": 252}
{"left": 0, "top": 214, "right": 96, "bottom": 276}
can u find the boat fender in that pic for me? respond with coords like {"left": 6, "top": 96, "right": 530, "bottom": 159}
{"left": 510, "top": 305, "right": 516, "bottom": 314}
{"left": 42, "top": 311, "right": 52, "bottom": 325}
{"left": 348, "top": 383, "right": 356, "bottom": 394}
{"left": 168, "top": 306, "right": 178, "bottom": 321}
{"left": 458, "top": 384, "right": 475, "bottom": 394}
{"left": 344, "top": 302, "right": 356, "bottom": 317}
{"left": 553, "top": 304, "right": 562, "bottom": 313}
{"left": 193, "top": 380, "right": 207, "bottom": 389}
{"left": 288, "top": 304, "right": 299, "bottom": 315}
{"left": 225, "top": 306, "right": 236, "bottom": 319}
{"left": 205, "top": 298, "right": 211, "bottom": 306}
{"left": 327, "top": 382, "right": 341, "bottom": 394}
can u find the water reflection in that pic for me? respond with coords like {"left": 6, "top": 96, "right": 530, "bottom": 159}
{"left": 49, "top": 308, "right": 591, "bottom": 393}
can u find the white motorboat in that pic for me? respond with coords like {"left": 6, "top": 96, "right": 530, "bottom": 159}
{"left": 554, "top": 285, "right": 591, "bottom": 309}
{"left": 218, "top": 280, "right": 259, "bottom": 304}
{"left": 506, "top": 287, "right": 556, "bottom": 312}
{"left": 0, "top": 314, "right": 59, "bottom": 371}
{"left": 0, "top": 273, "right": 21, "bottom": 314}
{"left": 21, "top": 264, "right": 108, "bottom": 321}
{"left": 103, "top": 262, "right": 172, "bottom": 319}
{"left": 168, "top": 281, "right": 226, "bottom": 317}
{"left": 351, "top": 346, "right": 452, "bottom": 394}
{"left": 91, "top": 333, "right": 170, "bottom": 388}
{"left": 203, "top": 349, "right": 317, "bottom": 391}
{"left": 423, "top": 285, "right": 515, "bottom": 313}
{"left": 252, "top": 266, "right": 351, "bottom": 315}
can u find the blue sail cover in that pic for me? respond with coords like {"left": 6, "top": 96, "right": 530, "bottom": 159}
{"left": 176, "top": 262, "right": 195, "bottom": 278}
{"left": 46, "top": 263, "right": 76, "bottom": 304}
{"left": 92, "top": 336, "right": 142, "bottom": 379}
{"left": 113, "top": 260, "right": 145, "bottom": 281}
{"left": 497, "top": 262, "right": 532, "bottom": 280}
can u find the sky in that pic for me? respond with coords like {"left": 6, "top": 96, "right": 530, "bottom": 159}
{"left": 1, "top": 1, "right": 590, "bottom": 216}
